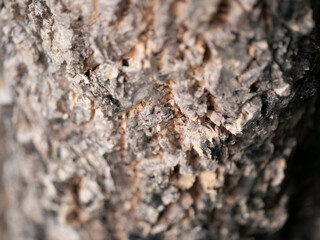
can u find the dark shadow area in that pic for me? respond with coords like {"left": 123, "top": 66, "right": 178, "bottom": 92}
{"left": 258, "top": 97, "right": 320, "bottom": 240}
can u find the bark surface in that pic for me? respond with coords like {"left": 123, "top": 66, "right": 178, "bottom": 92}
{"left": 0, "top": 0, "right": 319, "bottom": 240}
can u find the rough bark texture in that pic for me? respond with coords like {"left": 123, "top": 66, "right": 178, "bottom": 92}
{"left": 0, "top": 0, "right": 319, "bottom": 239}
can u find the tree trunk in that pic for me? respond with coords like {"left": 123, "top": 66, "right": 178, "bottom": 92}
{"left": 0, "top": 0, "right": 319, "bottom": 239}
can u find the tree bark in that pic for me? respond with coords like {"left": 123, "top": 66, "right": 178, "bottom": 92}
{"left": 0, "top": 0, "right": 319, "bottom": 239}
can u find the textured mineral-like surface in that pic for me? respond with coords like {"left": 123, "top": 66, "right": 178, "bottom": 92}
{"left": 0, "top": 0, "right": 319, "bottom": 239}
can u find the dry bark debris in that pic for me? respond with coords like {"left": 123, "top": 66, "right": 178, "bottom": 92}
{"left": 0, "top": 0, "right": 319, "bottom": 239}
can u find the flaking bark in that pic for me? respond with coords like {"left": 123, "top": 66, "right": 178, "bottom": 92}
{"left": 0, "top": 0, "right": 319, "bottom": 239}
